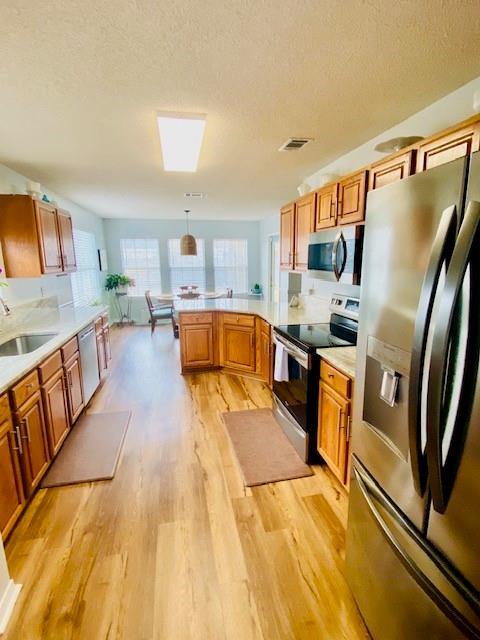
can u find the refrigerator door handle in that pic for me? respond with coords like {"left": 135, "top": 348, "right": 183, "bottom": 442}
{"left": 353, "top": 461, "right": 480, "bottom": 634}
{"left": 427, "top": 200, "right": 480, "bottom": 513}
{"left": 408, "top": 204, "right": 458, "bottom": 496}
{"left": 332, "top": 231, "right": 347, "bottom": 281}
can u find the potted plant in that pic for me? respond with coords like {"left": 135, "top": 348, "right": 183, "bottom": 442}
{"left": 105, "top": 273, "right": 134, "bottom": 294}
{"left": 250, "top": 283, "right": 262, "bottom": 296}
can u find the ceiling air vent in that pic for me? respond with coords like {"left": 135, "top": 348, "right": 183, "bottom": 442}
{"left": 184, "top": 192, "right": 206, "bottom": 199}
{"left": 279, "top": 137, "right": 313, "bottom": 151}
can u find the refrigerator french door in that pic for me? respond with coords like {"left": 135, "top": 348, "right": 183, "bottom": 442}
{"left": 346, "top": 154, "right": 480, "bottom": 640}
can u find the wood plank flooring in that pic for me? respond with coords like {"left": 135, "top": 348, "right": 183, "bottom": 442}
{"left": 3, "top": 325, "right": 368, "bottom": 639}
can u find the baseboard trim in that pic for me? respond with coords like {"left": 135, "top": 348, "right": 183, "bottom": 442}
{"left": 0, "top": 579, "right": 21, "bottom": 635}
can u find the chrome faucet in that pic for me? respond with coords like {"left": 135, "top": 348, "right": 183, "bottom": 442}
{"left": 0, "top": 296, "right": 10, "bottom": 316}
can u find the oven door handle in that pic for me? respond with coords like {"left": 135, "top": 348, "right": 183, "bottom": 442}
{"left": 273, "top": 334, "right": 310, "bottom": 369}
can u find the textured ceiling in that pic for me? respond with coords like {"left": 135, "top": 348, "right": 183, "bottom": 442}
{"left": 1, "top": 1, "right": 480, "bottom": 220}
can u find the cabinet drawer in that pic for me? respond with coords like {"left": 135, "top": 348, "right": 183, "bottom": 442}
{"left": 38, "top": 350, "right": 63, "bottom": 384}
{"left": 320, "top": 360, "right": 351, "bottom": 398}
{"left": 0, "top": 393, "right": 11, "bottom": 424}
{"left": 223, "top": 313, "right": 255, "bottom": 327}
{"left": 181, "top": 312, "right": 213, "bottom": 325}
{"left": 61, "top": 336, "right": 79, "bottom": 362}
{"left": 10, "top": 370, "right": 40, "bottom": 410}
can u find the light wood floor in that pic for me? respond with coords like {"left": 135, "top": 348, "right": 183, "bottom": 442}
{"left": 4, "top": 325, "right": 368, "bottom": 640}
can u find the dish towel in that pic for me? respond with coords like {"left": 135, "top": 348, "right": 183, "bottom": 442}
{"left": 274, "top": 343, "right": 289, "bottom": 382}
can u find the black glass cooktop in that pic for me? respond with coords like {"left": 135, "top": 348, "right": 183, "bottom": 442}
{"left": 275, "top": 321, "right": 356, "bottom": 353}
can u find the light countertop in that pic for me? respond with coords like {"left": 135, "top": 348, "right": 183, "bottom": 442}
{"left": 317, "top": 346, "right": 357, "bottom": 379}
{"left": 0, "top": 304, "right": 108, "bottom": 395}
{"left": 174, "top": 297, "right": 331, "bottom": 326}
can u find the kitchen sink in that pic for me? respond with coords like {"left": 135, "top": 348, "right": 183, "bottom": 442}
{"left": 0, "top": 333, "right": 58, "bottom": 356}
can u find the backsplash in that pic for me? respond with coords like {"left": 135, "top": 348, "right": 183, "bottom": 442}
{"left": 0, "top": 295, "right": 60, "bottom": 338}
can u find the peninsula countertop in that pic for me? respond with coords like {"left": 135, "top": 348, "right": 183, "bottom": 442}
{"left": 316, "top": 346, "right": 357, "bottom": 379}
{"left": 0, "top": 303, "right": 109, "bottom": 395}
{"left": 174, "top": 297, "right": 331, "bottom": 326}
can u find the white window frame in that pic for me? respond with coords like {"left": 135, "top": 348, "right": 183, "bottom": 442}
{"left": 213, "top": 239, "right": 248, "bottom": 293}
{"left": 71, "top": 229, "right": 101, "bottom": 306}
{"left": 168, "top": 238, "right": 206, "bottom": 292}
{"left": 120, "top": 238, "right": 162, "bottom": 296}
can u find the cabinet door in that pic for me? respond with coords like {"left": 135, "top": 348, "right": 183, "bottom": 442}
{"left": 416, "top": 123, "right": 480, "bottom": 172}
{"left": 0, "top": 415, "right": 25, "bottom": 538}
{"left": 280, "top": 203, "right": 295, "bottom": 270}
{"left": 42, "top": 369, "right": 70, "bottom": 457}
{"left": 57, "top": 210, "right": 77, "bottom": 272}
{"left": 16, "top": 392, "right": 50, "bottom": 497}
{"left": 315, "top": 183, "right": 337, "bottom": 230}
{"left": 96, "top": 331, "right": 107, "bottom": 379}
{"left": 34, "top": 201, "right": 62, "bottom": 273}
{"left": 294, "top": 193, "right": 316, "bottom": 271}
{"left": 221, "top": 324, "right": 256, "bottom": 372}
{"left": 103, "top": 326, "right": 111, "bottom": 364}
{"left": 337, "top": 170, "right": 367, "bottom": 225}
{"left": 317, "top": 382, "right": 350, "bottom": 484}
{"left": 65, "top": 355, "right": 84, "bottom": 423}
{"left": 180, "top": 324, "right": 215, "bottom": 369}
{"left": 259, "top": 326, "right": 271, "bottom": 384}
{"left": 368, "top": 150, "right": 415, "bottom": 191}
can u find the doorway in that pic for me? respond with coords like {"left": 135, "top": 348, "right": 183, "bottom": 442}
{"left": 268, "top": 234, "right": 280, "bottom": 304}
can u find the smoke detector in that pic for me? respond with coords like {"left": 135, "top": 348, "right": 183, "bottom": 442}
{"left": 184, "top": 192, "right": 206, "bottom": 199}
{"left": 279, "top": 138, "right": 313, "bottom": 151}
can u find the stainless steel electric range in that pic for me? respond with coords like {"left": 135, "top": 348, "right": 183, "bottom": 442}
{"left": 272, "top": 294, "right": 359, "bottom": 462}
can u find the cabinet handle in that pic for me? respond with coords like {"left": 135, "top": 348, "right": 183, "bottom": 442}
{"left": 67, "top": 371, "right": 73, "bottom": 387}
{"left": 11, "top": 427, "right": 23, "bottom": 455}
{"left": 25, "top": 418, "right": 31, "bottom": 442}
{"left": 338, "top": 410, "right": 344, "bottom": 432}
{"left": 20, "top": 418, "right": 31, "bottom": 442}
{"left": 328, "top": 372, "right": 334, "bottom": 378}
{"left": 346, "top": 416, "right": 351, "bottom": 442}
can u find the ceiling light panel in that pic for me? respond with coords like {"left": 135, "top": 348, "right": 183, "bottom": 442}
{"left": 157, "top": 112, "right": 206, "bottom": 172}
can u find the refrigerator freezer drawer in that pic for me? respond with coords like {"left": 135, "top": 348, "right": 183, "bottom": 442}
{"left": 345, "top": 459, "right": 480, "bottom": 640}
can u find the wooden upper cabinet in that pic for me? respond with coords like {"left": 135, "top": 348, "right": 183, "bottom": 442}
{"left": 368, "top": 150, "right": 416, "bottom": 191}
{"left": 0, "top": 195, "right": 77, "bottom": 277}
{"left": 35, "top": 201, "right": 62, "bottom": 273}
{"left": 315, "top": 183, "right": 337, "bottom": 230}
{"left": 57, "top": 209, "right": 77, "bottom": 272}
{"left": 337, "top": 170, "right": 367, "bottom": 225}
{"left": 294, "top": 193, "right": 316, "bottom": 271}
{"left": 317, "top": 381, "right": 350, "bottom": 485}
{"left": 0, "top": 395, "right": 25, "bottom": 538}
{"left": 416, "top": 121, "right": 480, "bottom": 173}
{"left": 280, "top": 203, "right": 295, "bottom": 270}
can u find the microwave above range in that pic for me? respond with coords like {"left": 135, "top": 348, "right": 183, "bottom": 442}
{"left": 307, "top": 224, "right": 364, "bottom": 284}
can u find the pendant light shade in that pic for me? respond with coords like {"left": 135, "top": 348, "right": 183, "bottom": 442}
{"left": 180, "top": 210, "right": 197, "bottom": 256}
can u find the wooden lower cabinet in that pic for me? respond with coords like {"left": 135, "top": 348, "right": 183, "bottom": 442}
{"left": 180, "top": 323, "right": 215, "bottom": 370}
{"left": 317, "top": 378, "right": 351, "bottom": 486}
{"left": 42, "top": 368, "right": 70, "bottom": 457}
{"left": 15, "top": 391, "right": 50, "bottom": 497}
{"left": 221, "top": 324, "right": 256, "bottom": 372}
{"left": 64, "top": 353, "right": 84, "bottom": 423}
{"left": 256, "top": 318, "right": 272, "bottom": 385}
{"left": 0, "top": 396, "right": 25, "bottom": 538}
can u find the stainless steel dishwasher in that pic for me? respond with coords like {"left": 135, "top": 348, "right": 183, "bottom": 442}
{"left": 78, "top": 324, "right": 100, "bottom": 404}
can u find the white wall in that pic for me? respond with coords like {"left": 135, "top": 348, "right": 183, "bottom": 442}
{"left": 103, "top": 217, "right": 261, "bottom": 322}
{"left": 0, "top": 163, "right": 106, "bottom": 306}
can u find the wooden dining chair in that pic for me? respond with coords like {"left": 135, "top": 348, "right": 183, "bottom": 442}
{"left": 145, "top": 291, "right": 178, "bottom": 337}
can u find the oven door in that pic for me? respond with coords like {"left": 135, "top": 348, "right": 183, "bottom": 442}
{"left": 308, "top": 225, "right": 364, "bottom": 284}
{"left": 272, "top": 332, "right": 310, "bottom": 430}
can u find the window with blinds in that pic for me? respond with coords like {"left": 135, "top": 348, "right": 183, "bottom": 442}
{"left": 213, "top": 239, "right": 248, "bottom": 293}
{"left": 168, "top": 239, "right": 206, "bottom": 292}
{"left": 71, "top": 229, "right": 102, "bottom": 306}
{"left": 120, "top": 239, "right": 162, "bottom": 295}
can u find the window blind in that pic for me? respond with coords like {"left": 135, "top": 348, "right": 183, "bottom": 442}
{"left": 120, "top": 239, "right": 162, "bottom": 295}
{"left": 71, "top": 229, "right": 101, "bottom": 306}
{"left": 168, "top": 239, "right": 206, "bottom": 292}
{"left": 213, "top": 239, "right": 248, "bottom": 293}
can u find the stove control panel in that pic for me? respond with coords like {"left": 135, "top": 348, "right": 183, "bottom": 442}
{"left": 329, "top": 294, "right": 360, "bottom": 320}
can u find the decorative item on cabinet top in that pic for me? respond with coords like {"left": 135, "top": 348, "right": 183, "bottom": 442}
{"left": 0, "top": 195, "right": 77, "bottom": 277}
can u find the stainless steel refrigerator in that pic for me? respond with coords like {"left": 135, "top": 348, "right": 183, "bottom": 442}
{"left": 346, "top": 152, "right": 480, "bottom": 639}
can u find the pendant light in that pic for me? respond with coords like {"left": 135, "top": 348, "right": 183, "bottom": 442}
{"left": 180, "top": 209, "right": 197, "bottom": 256}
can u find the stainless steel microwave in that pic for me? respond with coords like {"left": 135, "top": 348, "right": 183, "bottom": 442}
{"left": 307, "top": 224, "right": 364, "bottom": 284}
